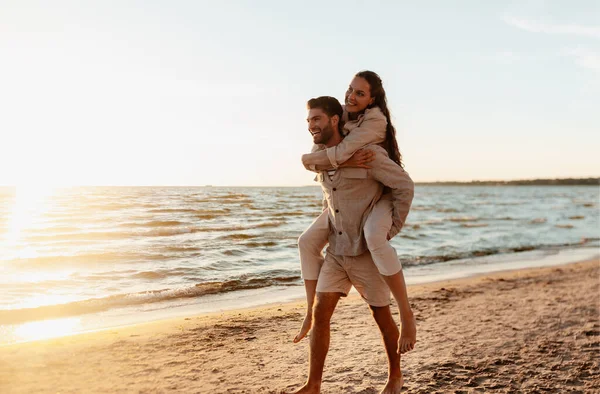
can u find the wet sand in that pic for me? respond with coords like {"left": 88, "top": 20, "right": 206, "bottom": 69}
{"left": 1, "top": 258, "right": 598, "bottom": 393}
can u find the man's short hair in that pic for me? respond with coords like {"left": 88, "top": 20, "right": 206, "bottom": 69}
{"left": 306, "top": 96, "right": 343, "bottom": 120}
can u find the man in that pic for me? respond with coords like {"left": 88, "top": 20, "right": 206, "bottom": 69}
{"left": 293, "top": 96, "right": 415, "bottom": 394}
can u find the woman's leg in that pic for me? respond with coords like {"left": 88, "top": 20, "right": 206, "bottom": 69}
{"left": 294, "top": 210, "right": 329, "bottom": 343}
{"left": 364, "top": 198, "right": 416, "bottom": 353}
{"left": 364, "top": 197, "right": 401, "bottom": 276}
{"left": 299, "top": 210, "right": 329, "bottom": 280}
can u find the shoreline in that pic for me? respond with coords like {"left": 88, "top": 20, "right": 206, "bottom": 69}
{"left": 1, "top": 245, "right": 598, "bottom": 346}
{"left": 1, "top": 257, "right": 599, "bottom": 393}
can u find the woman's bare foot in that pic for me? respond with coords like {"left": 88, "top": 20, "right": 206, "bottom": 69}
{"left": 380, "top": 375, "right": 404, "bottom": 394}
{"left": 293, "top": 313, "right": 312, "bottom": 343}
{"left": 398, "top": 316, "right": 416, "bottom": 354}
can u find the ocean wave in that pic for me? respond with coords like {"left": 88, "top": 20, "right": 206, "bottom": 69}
{"left": 254, "top": 221, "right": 286, "bottom": 228}
{"left": 161, "top": 245, "right": 203, "bottom": 253}
{"left": 399, "top": 243, "right": 582, "bottom": 267}
{"left": 193, "top": 226, "right": 246, "bottom": 232}
{"left": 222, "top": 249, "right": 247, "bottom": 256}
{"left": 245, "top": 241, "right": 278, "bottom": 248}
{"left": 495, "top": 201, "right": 524, "bottom": 206}
{"left": 0, "top": 271, "right": 301, "bottom": 324}
{"left": 283, "top": 194, "right": 319, "bottom": 199}
{"left": 219, "top": 193, "right": 250, "bottom": 199}
{"left": 149, "top": 208, "right": 205, "bottom": 214}
{"left": 460, "top": 223, "right": 489, "bottom": 228}
{"left": 215, "top": 199, "right": 254, "bottom": 205}
{"left": 142, "top": 227, "right": 201, "bottom": 237}
{"left": 448, "top": 216, "right": 479, "bottom": 222}
{"left": 202, "top": 208, "right": 231, "bottom": 214}
{"left": 78, "top": 266, "right": 200, "bottom": 281}
{"left": 219, "top": 233, "right": 258, "bottom": 240}
{"left": 529, "top": 218, "right": 547, "bottom": 224}
{"left": 119, "top": 220, "right": 188, "bottom": 228}
{"left": 191, "top": 223, "right": 285, "bottom": 232}
{"left": 197, "top": 214, "right": 219, "bottom": 220}
{"left": 410, "top": 219, "right": 444, "bottom": 227}
{"left": 399, "top": 234, "right": 419, "bottom": 240}
{"left": 436, "top": 208, "right": 459, "bottom": 213}
{"left": 85, "top": 203, "right": 136, "bottom": 211}
{"left": 270, "top": 212, "right": 306, "bottom": 217}
{"left": 411, "top": 206, "right": 434, "bottom": 211}
{"left": 131, "top": 270, "right": 171, "bottom": 280}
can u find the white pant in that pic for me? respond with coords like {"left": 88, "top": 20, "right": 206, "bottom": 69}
{"left": 298, "top": 197, "right": 402, "bottom": 280}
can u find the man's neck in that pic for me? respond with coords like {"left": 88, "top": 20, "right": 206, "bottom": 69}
{"left": 325, "top": 128, "right": 343, "bottom": 148}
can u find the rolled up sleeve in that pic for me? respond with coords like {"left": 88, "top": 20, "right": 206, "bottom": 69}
{"left": 302, "top": 144, "right": 327, "bottom": 172}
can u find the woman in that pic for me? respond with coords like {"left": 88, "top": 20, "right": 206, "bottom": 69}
{"left": 295, "top": 70, "right": 416, "bottom": 355}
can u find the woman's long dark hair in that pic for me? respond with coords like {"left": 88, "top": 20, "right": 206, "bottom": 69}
{"left": 355, "top": 70, "right": 403, "bottom": 168}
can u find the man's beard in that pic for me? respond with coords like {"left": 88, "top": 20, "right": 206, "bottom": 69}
{"left": 312, "top": 122, "right": 334, "bottom": 145}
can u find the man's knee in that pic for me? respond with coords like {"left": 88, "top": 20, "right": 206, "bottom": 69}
{"left": 369, "top": 304, "right": 393, "bottom": 322}
{"left": 313, "top": 292, "right": 340, "bottom": 326}
{"left": 369, "top": 304, "right": 388, "bottom": 314}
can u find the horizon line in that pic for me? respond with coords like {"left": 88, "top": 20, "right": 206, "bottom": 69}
{"left": 1, "top": 177, "right": 598, "bottom": 188}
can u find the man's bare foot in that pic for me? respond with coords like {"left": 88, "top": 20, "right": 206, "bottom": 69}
{"left": 292, "top": 382, "right": 320, "bottom": 394}
{"left": 293, "top": 313, "right": 312, "bottom": 343}
{"left": 398, "top": 316, "right": 416, "bottom": 354}
{"left": 380, "top": 375, "right": 403, "bottom": 394}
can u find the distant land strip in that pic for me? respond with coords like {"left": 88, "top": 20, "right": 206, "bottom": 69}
{"left": 415, "top": 178, "right": 600, "bottom": 186}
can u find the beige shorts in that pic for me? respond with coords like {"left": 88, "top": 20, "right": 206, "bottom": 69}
{"left": 316, "top": 250, "right": 391, "bottom": 307}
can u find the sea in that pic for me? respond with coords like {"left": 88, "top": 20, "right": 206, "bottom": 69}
{"left": 1, "top": 185, "right": 598, "bottom": 344}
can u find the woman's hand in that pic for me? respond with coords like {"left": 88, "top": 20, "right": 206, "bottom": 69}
{"left": 340, "top": 149, "right": 375, "bottom": 168}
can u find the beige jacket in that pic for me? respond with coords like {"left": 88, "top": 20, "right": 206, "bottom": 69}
{"left": 317, "top": 145, "right": 414, "bottom": 257}
{"left": 304, "top": 107, "right": 387, "bottom": 170}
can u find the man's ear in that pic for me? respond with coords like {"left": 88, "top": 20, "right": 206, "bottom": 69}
{"left": 331, "top": 114, "right": 340, "bottom": 128}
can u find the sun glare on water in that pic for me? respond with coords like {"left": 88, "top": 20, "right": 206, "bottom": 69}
{"left": 3, "top": 184, "right": 58, "bottom": 251}
{"left": 1, "top": 185, "right": 84, "bottom": 342}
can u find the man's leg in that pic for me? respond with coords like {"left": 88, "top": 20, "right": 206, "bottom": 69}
{"left": 347, "top": 252, "right": 404, "bottom": 393}
{"left": 370, "top": 305, "right": 404, "bottom": 394}
{"left": 294, "top": 292, "right": 341, "bottom": 394}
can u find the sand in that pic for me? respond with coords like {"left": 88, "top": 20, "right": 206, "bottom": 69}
{"left": 1, "top": 258, "right": 598, "bottom": 393}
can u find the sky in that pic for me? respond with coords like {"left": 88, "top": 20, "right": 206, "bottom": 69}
{"left": 1, "top": 0, "right": 599, "bottom": 186}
